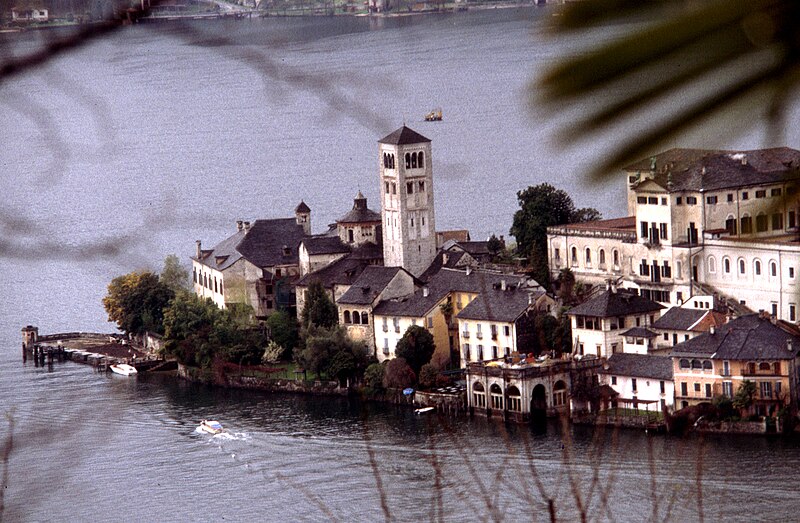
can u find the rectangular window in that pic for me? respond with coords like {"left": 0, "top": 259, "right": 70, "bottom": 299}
{"left": 756, "top": 214, "right": 768, "bottom": 232}
{"left": 393, "top": 317, "right": 400, "bottom": 333}
{"left": 640, "top": 221, "right": 649, "bottom": 239}
{"left": 418, "top": 181, "right": 425, "bottom": 192}
{"left": 772, "top": 188, "right": 782, "bottom": 197}
{"left": 686, "top": 196, "right": 697, "bottom": 205}
{"left": 694, "top": 383, "right": 701, "bottom": 392}
{"left": 676, "top": 197, "right": 683, "bottom": 205}
{"left": 660, "top": 381, "right": 665, "bottom": 394}
{"left": 791, "top": 268, "right": 796, "bottom": 279}
{"left": 661, "top": 197, "right": 667, "bottom": 205}
{"left": 722, "top": 381, "right": 733, "bottom": 397}
{"left": 406, "top": 182, "right": 413, "bottom": 194}
{"left": 503, "top": 325, "right": 510, "bottom": 337}
{"left": 741, "top": 216, "right": 752, "bottom": 234}
{"left": 790, "top": 304, "right": 796, "bottom": 322}
{"left": 383, "top": 338, "right": 390, "bottom": 354}
{"left": 706, "top": 195, "right": 718, "bottom": 204}
{"left": 761, "top": 381, "right": 772, "bottom": 399}
{"left": 631, "top": 378, "right": 637, "bottom": 393}
{"left": 790, "top": 211, "right": 797, "bottom": 229}
{"left": 554, "top": 248, "right": 560, "bottom": 260}
{"left": 611, "top": 376, "right": 617, "bottom": 385}
{"left": 681, "top": 382, "right": 688, "bottom": 396}
{"left": 756, "top": 189, "right": 766, "bottom": 198}
{"left": 742, "top": 191, "right": 749, "bottom": 200}
{"left": 772, "top": 213, "right": 783, "bottom": 230}
{"left": 427, "top": 316, "right": 433, "bottom": 328}
{"left": 660, "top": 223, "right": 668, "bottom": 240}
{"left": 705, "top": 383, "right": 712, "bottom": 397}
{"left": 637, "top": 196, "right": 647, "bottom": 204}
{"left": 639, "top": 260, "right": 650, "bottom": 276}
{"left": 727, "top": 193, "right": 734, "bottom": 202}
{"left": 648, "top": 196, "right": 658, "bottom": 205}
{"left": 662, "top": 261, "right": 671, "bottom": 278}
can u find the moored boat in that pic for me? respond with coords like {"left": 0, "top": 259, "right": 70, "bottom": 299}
{"left": 109, "top": 363, "right": 138, "bottom": 376}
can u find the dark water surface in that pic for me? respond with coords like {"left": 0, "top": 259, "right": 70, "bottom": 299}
{"left": 3, "top": 8, "right": 800, "bottom": 521}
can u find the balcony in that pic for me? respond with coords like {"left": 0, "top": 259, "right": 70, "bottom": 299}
{"left": 491, "top": 333, "right": 498, "bottom": 341}
{"left": 476, "top": 332, "right": 483, "bottom": 340}
{"left": 461, "top": 331, "right": 470, "bottom": 339}
{"left": 382, "top": 325, "right": 389, "bottom": 333}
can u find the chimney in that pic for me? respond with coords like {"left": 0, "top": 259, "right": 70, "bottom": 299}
{"left": 788, "top": 339, "right": 794, "bottom": 352}
{"left": 742, "top": 155, "right": 747, "bottom": 165}
{"left": 442, "top": 253, "right": 449, "bottom": 265}
{"left": 423, "top": 287, "right": 429, "bottom": 297}
{"left": 710, "top": 326, "right": 715, "bottom": 335}
{"left": 501, "top": 279, "right": 507, "bottom": 291}
{"left": 282, "top": 245, "right": 290, "bottom": 256}
{"left": 236, "top": 220, "right": 243, "bottom": 231}
{"left": 243, "top": 221, "right": 251, "bottom": 232}
{"left": 196, "top": 240, "right": 202, "bottom": 259}
{"left": 466, "top": 266, "right": 472, "bottom": 276}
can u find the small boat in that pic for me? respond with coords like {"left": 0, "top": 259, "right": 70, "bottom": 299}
{"left": 199, "top": 420, "right": 224, "bottom": 435}
{"left": 424, "top": 108, "right": 442, "bottom": 121}
{"left": 109, "top": 363, "right": 138, "bottom": 376}
{"left": 415, "top": 407, "right": 435, "bottom": 415}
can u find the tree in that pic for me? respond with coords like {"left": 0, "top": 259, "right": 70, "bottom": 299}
{"left": 266, "top": 308, "right": 299, "bottom": 357}
{"left": 509, "top": 183, "right": 600, "bottom": 286}
{"left": 102, "top": 271, "right": 174, "bottom": 335}
{"left": 160, "top": 254, "right": 190, "bottom": 292}
{"left": 732, "top": 380, "right": 758, "bottom": 414}
{"left": 262, "top": 341, "right": 284, "bottom": 365}
{"left": 418, "top": 363, "right": 438, "bottom": 390}
{"left": 395, "top": 325, "right": 436, "bottom": 376}
{"left": 293, "top": 325, "right": 368, "bottom": 381}
{"left": 383, "top": 357, "right": 416, "bottom": 390}
{"left": 301, "top": 280, "right": 338, "bottom": 329}
{"left": 487, "top": 234, "right": 504, "bottom": 260}
{"left": 364, "top": 363, "right": 385, "bottom": 391}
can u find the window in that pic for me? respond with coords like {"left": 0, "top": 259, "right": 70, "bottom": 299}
{"left": 725, "top": 216, "right": 737, "bottom": 235}
{"left": 661, "top": 197, "right": 667, "bottom": 205}
{"left": 585, "top": 248, "right": 592, "bottom": 264}
{"left": 761, "top": 381, "right": 773, "bottom": 399}
{"left": 676, "top": 197, "right": 683, "bottom": 205}
{"left": 383, "top": 338, "right": 389, "bottom": 355}
{"left": 790, "top": 304, "right": 796, "bottom": 322}
{"left": 705, "top": 383, "right": 712, "bottom": 397}
{"left": 344, "top": 311, "right": 352, "bottom": 323}
{"left": 631, "top": 378, "right": 638, "bottom": 393}
{"left": 639, "top": 259, "right": 650, "bottom": 276}
{"left": 503, "top": 325, "right": 510, "bottom": 336}
{"left": 611, "top": 376, "right": 617, "bottom": 385}
{"left": 739, "top": 258, "right": 746, "bottom": 275}
{"left": 613, "top": 250, "right": 620, "bottom": 266}
{"left": 754, "top": 260, "right": 762, "bottom": 276}
{"left": 791, "top": 267, "right": 796, "bottom": 279}
{"left": 660, "top": 223, "right": 668, "bottom": 240}
{"left": 571, "top": 247, "right": 578, "bottom": 265}
{"left": 491, "top": 346, "right": 498, "bottom": 359}
{"left": 723, "top": 257, "right": 731, "bottom": 274}
{"left": 361, "top": 312, "right": 369, "bottom": 325}
{"left": 772, "top": 188, "right": 782, "bottom": 196}
{"left": 599, "top": 249, "right": 606, "bottom": 266}
{"left": 418, "top": 152, "right": 424, "bottom": 168}
{"left": 771, "top": 261, "right": 778, "bottom": 277}
{"left": 406, "top": 182, "right": 414, "bottom": 194}
{"left": 686, "top": 196, "right": 697, "bottom": 205}
{"left": 477, "top": 345, "right": 484, "bottom": 361}
{"left": 706, "top": 195, "right": 718, "bottom": 204}
{"left": 506, "top": 386, "right": 521, "bottom": 412}
{"left": 660, "top": 381, "right": 665, "bottom": 394}
{"left": 773, "top": 213, "right": 783, "bottom": 230}
{"left": 418, "top": 180, "right": 425, "bottom": 192}
{"left": 741, "top": 216, "right": 752, "bottom": 234}
{"left": 648, "top": 196, "right": 658, "bottom": 204}
{"left": 727, "top": 193, "right": 734, "bottom": 202}
{"left": 554, "top": 248, "right": 561, "bottom": 261}
{"left": 472, "top": 382, "right": 486, "bottom": 408}
{"left": 756, "top": 189, "right": 766, "bottom": 198}
{"left": 723, "top": 360, "right": 730, "bottom": 376}
{"left": 756, "top": 214, "right": 768, "bottom": 232}
{"left": 640, "top": 221, "right": 648, "bottom": 239}
{"left": 771, "top": 302, "right": 778, "bottom": 316}
{"left": 708, "top": 256, "right": 716, "bottom": 274}
{"left": 393, "top": 317, "right": 400, "bottom": 333}
{"left": 681, "top": 382, "right": 688, "bottom": 396}
{"left": 637, "top": 196, "right": 647, "bottom": 204}
{"left": 742, "top": 191, "right": 749, "bottom": 200}
{"left": 694, "top": 383, "right": 701, "bottom": 392}
{"left": 385, "top": 181, "right": 390, "bottom": 194}
{"left": 790, "top": 211, "right": 797, "bottom": 229}
{"left": 722, "top": 382, "right": 733, "bottom": 397}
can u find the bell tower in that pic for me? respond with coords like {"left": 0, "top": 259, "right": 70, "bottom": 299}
{"left": 378, "top": 126, "right": 436, "bottom": 277}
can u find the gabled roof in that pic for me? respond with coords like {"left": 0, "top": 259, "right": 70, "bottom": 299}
{"left": 378, "top": 126, "right": 431, "bottom": 145}
{"left": 301, "top": 236, "right": 350, "bottom": 256}
{"left": 417, "top": 249, "right": 471, "bottom": 283}
{"left": 295, "top": 201, "right": 311, "bottom": 213}
{"left": 457, "top": 288, "right": 541, "bottom": 323}
{"left": 621, "top": 327, "right": 657, "bottom": 338}
{"left": 337, "top": 266, "right": 409, "bottom": 305}
{"left": 296, "top": 255, "right": 371, "bottom": 289}
{"left": 670, "top": 313, "right": 800, "bottom": 360}
{"left": 451, "top": 241, "right": 490, "bottom": 257}
{"left": 652, "top": 307, "right": 707, "bottom": 331}
{"left": 625, "top": 148, "right": 800, "bottom": 193}
{"left": 236, "top": 218, "right": 307, "bottom": 268}
{"left": 600, "top": 353, "right": 673, "bottom": 381}
{"left": 195, "top": 229, "right": 246, "bottom": 271}
{"left": 568, "top": 290, "right": 664, "bottom": 318}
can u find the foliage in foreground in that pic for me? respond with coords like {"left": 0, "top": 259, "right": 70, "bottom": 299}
{"left": 102, "top": 271, "right": 174, "bottom": 335}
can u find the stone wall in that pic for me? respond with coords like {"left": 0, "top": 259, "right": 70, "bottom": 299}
{"left": 414, "top": 390, "right": 466, "bottom": 415}
{"left": 178, "top": 363, "right": 347, "bottom": 396}
{"left": 695, "top": 419, "right": 767, "bottom": 435}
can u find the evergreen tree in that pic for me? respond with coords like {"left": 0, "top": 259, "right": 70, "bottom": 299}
{"left": 301, "top": 280, "right": 338, "bottom": 329}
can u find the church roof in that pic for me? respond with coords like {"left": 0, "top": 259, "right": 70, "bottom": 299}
{"left": 295, "top": 201, "right": 311, "bottom": 213}
{"left": 235, "top": 218, "right": 307, "bottom": 268}
{"left": 379, "top": 126, "right": 431, "bottom": 145}
{"left": 337, "top": 192, "right": 381, "bottom": 224}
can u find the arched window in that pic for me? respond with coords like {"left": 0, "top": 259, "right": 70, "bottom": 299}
{"left": 383, "top": 153, "right": 388, "bottom": 168}
{"left": 418, "top": 151, "right": 424, "bottom": 168}
{"left": 506, "top": 385, "right": 521, "bottom": 411}
{"left": 599, "top": 249, "right": 606, "bottom": 265}
{"left": 679, "top": 359, "right": 690, "bottom": 369}
{"left": 472, "top": 382, "right": 486, "bottom": 408}
{"left": 353, "top": 312, "right": 361, "bottom": 325}
{"left": 770, "top": 261, "right": 778, "bottom": 277}
{"left": 344, "top": 310, "right": 351, "bottom": 323}
{"left": 411, "top": 152, "right": 418, "bottom": 168}
{"left": 361, "top": 311, "right": 369, "bottom": 325}
{"left": 390, "top": 154, "right": 395, "bottom": 168}
{"left": 489, "top": 383, "right": 503, "bottom": 409}
{"left": 405, "top": 153, "right": 411, "bottom": 169}
{"left": 754, "top": 259, "right": 762, "bottom": 276}
{"left": 193, "top": 268, "right": 197, "bottom": 284}
{"left": 553, "top": 380, "right": 568, "bottom": 407}
{"left": 723, "top": 257, "right": 731, "bottom": 274}
{"left": 756, "top": 212, "right": 768, "bottom": 232}
{"left": 571, "top": 246, "right": 578, "bottom": 264}
{"left": 585, "top": 248, "right": 592, "bottom": 264}
{"left": 707, "top": 256, "right": 716, "bottom": 274}
{"left": 759, "top": 362, "right": 771, "bottom": 371}
{"left": 741, "top": 214, "right": 752, "bottom": 234}
{"left": 691, "top": 359, "right": 702, "bottom": 369}
{"left": 774, "top": 362, "right": 781, "bottom": 374}
{"left": 702, "top": 361, "right": 712, "bottom": 370}
{"left": 738, "top": 258, "right": 746, "bottom": 275}
{"left": 613, "top": 249, "right": 619, "bottom": 266}
{"left": 725, "top": 215, "right": 737, "bottom": 234}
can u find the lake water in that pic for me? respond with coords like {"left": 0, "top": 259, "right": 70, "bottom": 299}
{"left": 2, "top": 7, "right": 800, "bottom": 521}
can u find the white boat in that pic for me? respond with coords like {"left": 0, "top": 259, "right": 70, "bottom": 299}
{"left": 415, "top": 407, "right": 435, "bottom": 415}
{"left": 199, "top": 420, "right": 224, "bottom": 435}
{"left": 109, "top": 363, "right": 138, "bottom": 376}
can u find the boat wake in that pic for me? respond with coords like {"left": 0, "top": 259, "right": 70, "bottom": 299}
{"left": 212, "top": 431, "right": 250, "bottom": 442}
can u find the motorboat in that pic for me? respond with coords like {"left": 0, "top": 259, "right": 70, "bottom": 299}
{"left": 415, "top": 407, "right": 435, "bottom": 415}
{"left": 109, "top": 363, "right": 138, "bottom": 376}
{"left": 199, "top": 420, "right": 224, "bottom": 435}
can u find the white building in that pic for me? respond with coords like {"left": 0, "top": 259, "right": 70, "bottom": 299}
{"left": 548, "top": 147, "right": 800, "bottom": 322}
{"left": 598, "top": 353, "right": 674, "bottom": 411}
